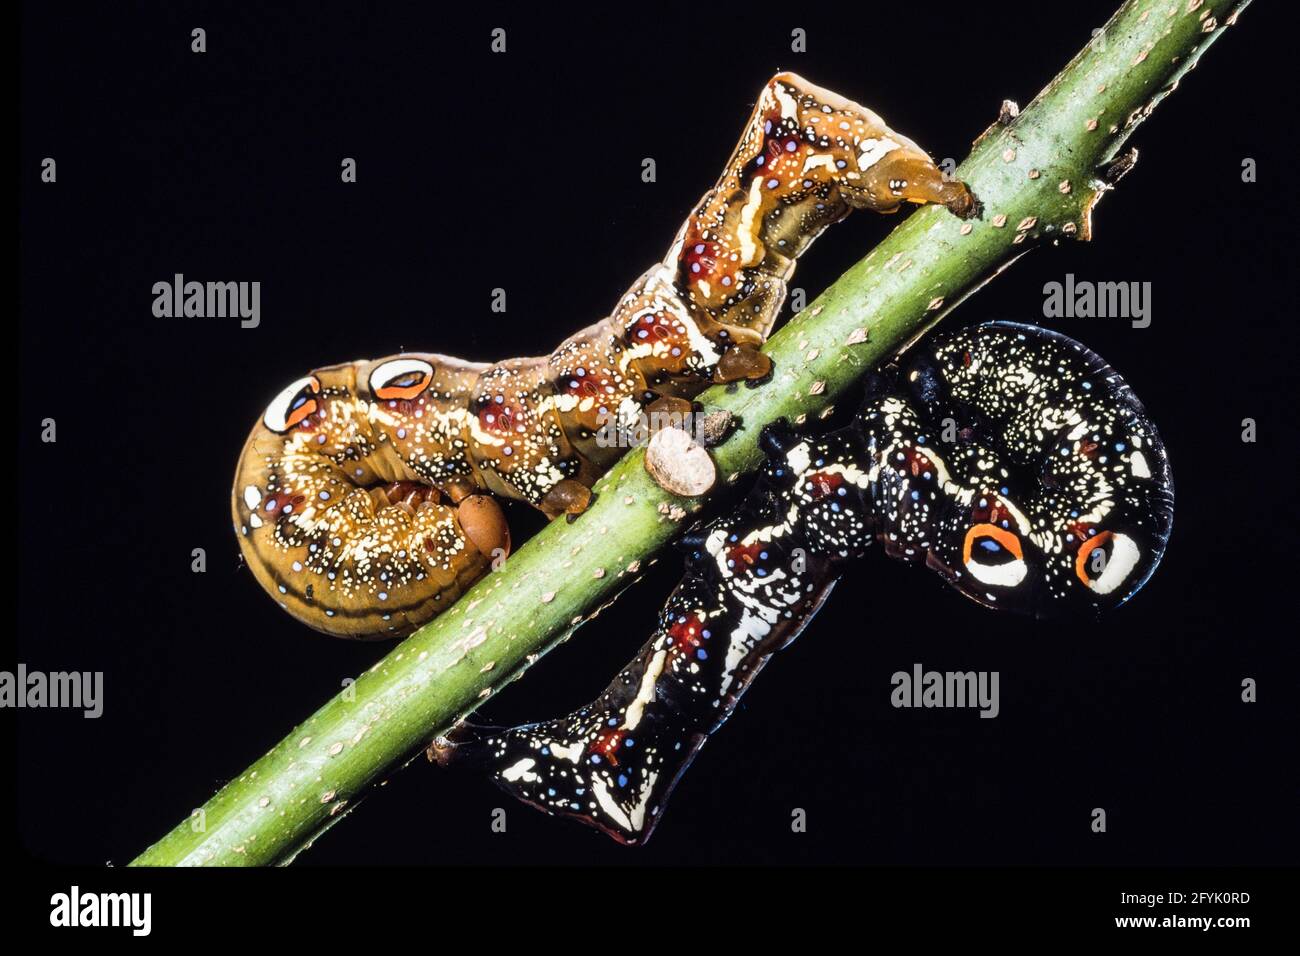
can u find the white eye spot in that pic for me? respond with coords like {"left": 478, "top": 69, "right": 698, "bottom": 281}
{"left": 243, "top": 485, "right": 262, "bottom": 510}
{"left": 966, "top": 555, "right": 1028, "bottom": 588}
{"left": 368, "top": 357, "right": 434, "bottom": 396}
{"left": 1086, "top": 533, "right": 1141, "bottom": 595}
{"left": 263, "top": 375, "right": 320, "bottom": 433}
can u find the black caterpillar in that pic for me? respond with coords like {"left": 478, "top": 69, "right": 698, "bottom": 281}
{"left": 437, "top": 322, "right": 1175, "bottom": 844}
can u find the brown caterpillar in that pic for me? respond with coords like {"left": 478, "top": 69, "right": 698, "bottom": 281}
{"left": 232, "top": 72, "right": 977, "bottom": 639}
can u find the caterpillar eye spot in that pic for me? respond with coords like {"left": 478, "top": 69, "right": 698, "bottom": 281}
{"left": 262, "top": 375, "right": 321, "bottom": 433}
{"left": 962, "top": 523, "right": 1028, "bottom": 587}
{"left": 369, "top": 357, "right": 434, "bottom": 400}
{"left": 1074, "top": 530, "right": 1141, "bottom": 596}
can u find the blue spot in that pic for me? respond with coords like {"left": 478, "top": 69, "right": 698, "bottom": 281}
{"left": 697, "top": 649, "right": 708, "bottom": 660}
{"left": 617, "top": 774, "right": 628, "bottom": 788}
{"left": 590, "top": 755, "right": 601, "bottom": 764}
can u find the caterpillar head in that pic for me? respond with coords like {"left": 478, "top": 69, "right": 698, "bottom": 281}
{"left": 865, "top": 321, "right": 1175, "bottom": 618}
{"left": 253, "top": 362, "right": 372, "bottom": 455}
{"left": 232, "top": 356, "right": 505, "bottom": 640}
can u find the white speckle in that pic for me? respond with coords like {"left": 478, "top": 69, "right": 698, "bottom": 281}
{"left": 502, "top": 758, "right": 538, "bottom": 783}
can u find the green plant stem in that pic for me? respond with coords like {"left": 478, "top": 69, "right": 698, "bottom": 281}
{"left": 132, "top": 0, "right": 1250, "bottom": 866}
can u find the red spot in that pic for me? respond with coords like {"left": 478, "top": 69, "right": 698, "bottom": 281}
{"left": 962, "top": 351, "right": 973, "bottom": 368}
{"left": 668, "top": 612, "right": 704, "bottom": 652}
{"left": 560, "top": 367, "right": 611, "bottom": 401}
{"left": 628, "top": 312, "right": 679, "bottom": 344}
{"left": 681, "top": 236, "right": 725, "bottom": 285}
{"left": 260, "top": 491, "right": 305, "bottom": 519}
{"left": 901, "top": 448, "right": 936, "bottom": 479}
{"left": 804, "top": 470, "right": 844, "bottom": 500}
{"left": 477, "top": 398, "right": 526, "bottom": 435}
{"left": 725, "top": 540, "right": 765, "bottom": 570}
{"left": 589, "top": 728, "right": 624, "bottom": 766}
{"left": 766, "top": 135, "right": 801, "bottom": 162}
{"left": 1066, "top": 519, "right": 1097, "bottom": 542}
{"left": 971, "top": 496, "right": 1014, "bottom": 526}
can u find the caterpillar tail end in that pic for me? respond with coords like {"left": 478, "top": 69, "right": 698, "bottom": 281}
{"left": 426, "top": 721, "right": 494, "bottom": 768}
{"left": 891, "top": 155, "right": 980, "bottom": 220}
{"left": 850, "top": 145, "right": 980, "bottom": 220}
{"left": 458, "top": 494, "right": 511, "bottom": 563}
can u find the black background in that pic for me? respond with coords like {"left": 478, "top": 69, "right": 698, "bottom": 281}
{"left": 15, "top": 0, "right": 1298, "bottom": 872}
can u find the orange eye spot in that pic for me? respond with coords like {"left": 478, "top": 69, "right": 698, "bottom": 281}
{"left": 263, "top": 374, "right": 322, "bottom": 433}
{"left": 375, "top": 374, "right": 429, "bottom": 401}
{"left": 1075, "top": 530, "right": 1114, "bottom": 585}
{"left": 369, "top": 359, "right": 434, "bottom": 401}
{"left": 962, "top": 522, "right": 1023, "bottom": 565}
{"left": 283, "top": 397, "right": 317, "bottom": 429}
